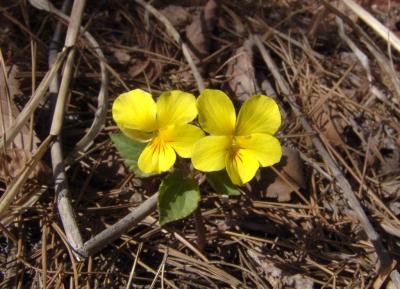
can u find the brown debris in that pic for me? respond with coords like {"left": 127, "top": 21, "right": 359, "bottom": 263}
{"left": 265, "top": 147, "right": 306, "bottom": 202}
{"left": 160, "top": 5, "right": 190, "bottom": 26}
{"left": 1, "top": 0, "right": 400, "bottom": 288}
{"left": 0, "top": 65, "right": 39, "bottom": 150}
{"left": 185, "top": 0, "right": 218, "bottom": 63}
{"left": 0, "top": 149, "right": 50, "bottom": 182}
{"left": 226, "top": 39, "right": 257, "bottom": 101}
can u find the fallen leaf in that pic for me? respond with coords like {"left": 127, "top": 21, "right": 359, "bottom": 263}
{"left": 387, "top": 270, "right": 400, "bottom": 289}
{"left": 160, "top": 5, "right": 190, "bottom": 26}
{"left": 366, "top": 0, "right": 400, "bottom": 13}
{"left": 265, "top": 147, "right": 306, "bottom": 202}
{"left": 0, "top": 65, "right": 39, "bottom": 150}
{"left": 380, "top": 142, "right": 400, "bottom": 177}
{"left": 226, "top": 39, "right": 257, "bottom": 101}
{"left": 185, "top": 0, "right": 218, "bottom": 63}
{"left": 110, "top": 47, "right": 131, "bottom": 65}
{"left": 389, "top": 201, "right": 400, "bottom": 215}
{"left": 128, "top": 58, "right": 150, "bottom": 79}
{"left": 247, "top": 249, "right": 313, "bottom": 289}
{"left": 260, "top": 76, "right": 278, "bottom": 98}
{"left": 0, "top": 149, "right": 50, "bottom": 182}
{"left": 314, "top": 104, "right": 345, "bottom": 146}
{"left": 0, "top": 65, "right": 48, "bottom": 182}
{"left": 220, "top": 4, "right": 244, "bottom": 34}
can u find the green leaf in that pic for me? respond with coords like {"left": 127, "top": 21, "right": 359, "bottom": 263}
{"left": 206, "top": 170, "right": 241, "bottom": 196}
{"left": 158, "top": 171, "right": 200, "bottom": 225}
{"left": 110, "top": 133, "right": 150, "bottom": 177}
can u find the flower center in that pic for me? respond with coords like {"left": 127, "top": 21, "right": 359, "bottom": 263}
{"left": 228, "top": 136, "right": 241, "bottom": 158}
{"left": 149, "top": 136, "right": 166, "bottom": 155}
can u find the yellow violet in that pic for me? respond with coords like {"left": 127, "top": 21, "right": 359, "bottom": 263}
{"left": 112, "top": 89, "right": 204, "bottom": 174}
{"left": 192, "top": 89, "right": 282, "bottom": 185}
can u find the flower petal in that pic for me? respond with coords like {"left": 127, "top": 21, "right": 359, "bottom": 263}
{"left": 225, "top": 149, "right": 259, "bottom": 185}
{"left": 112, "top": 89, "right": 157, "bottom": 132}
{"left": 236, "top": 133, "right": 282, "bottom": 167}
{"left": 120, "top": 126, "right": 153, "bottom": 142}
{"left": 138, "top": 137, "right": 176, "bottom": 174}
{"left": 235, "top": 94, "right": 281, "bottom": 136}
{"left": 160, "top": 124, "right": 205, "bottom": 158}
{"left": 157, "top": 90, "right": 197, "bottom": 127}
{"left": 197, "top": 89, "right": 236, "bottom": 135}
{"left": 192, "top": 135, "right": 232, "bottom": 172}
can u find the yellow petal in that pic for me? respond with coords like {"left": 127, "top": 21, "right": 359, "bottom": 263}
{"left": 157, "top": 90, "right": 197, "bottom": 127}
{"left": 159, "top": 124, "right": 205, "bottom": 158}
{"left": 112, "top": 89, "right": 157, "bottom": 132}
{"left": 225, "top": 149, "right": 259, "bottom": 185}
{"left": 235, "top": 94, "right": 281, "bottom": 136}
{"left": 191, "top": 135, "right": 232, "bottom": 172}
{"left": 197, "top": 89, "right": 236, "bottom": 135}
{"left": 236, "top": 133, "right": 282, "bottom": 167}
{"left": 120, "top": 126, "right": 153, "bottom": 142}
{"left": 138, "top": 137, "right": 176, "bottom": 174}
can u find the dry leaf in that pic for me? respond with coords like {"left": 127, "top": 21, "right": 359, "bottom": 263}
{"left": 160, "top": 5, "right": 190, "bottom": 26}
{"left": 314, "top": 104, "right": 345, "bottom": 146}
{"left": 0, "top": 65, "right": 39, "bottom": 150}
{"left": 260, "top": 77, "right": 278, "bottom": 98}
{"left": 380, "top": 144, "right": 400, "bottom": 176}
{"left": 0, "top": 65, "right": 47, "bottom": 181}
{"left": 0, "top": 149, "right": 50, "bottom": 182}
{"left": 387, "top": 270, "right": 400, "bottom": 289}
{"left": 265, "top": 147, "right": 306, "bottom": 202}
{"left": 185, "top": 0, "right": 218, "bottom": 63}
{"left": 221, "top": 5, "right": 244, "bottom": 34}
{"left": 247, "top": 249, "right": 314, "bottom": 289}
{"left": 110, "top": 48, "right": 131, "bottom": 65}
{"left": 128, "top": 58, "right": 150, "bottom": 79}
{"left": 366, "top": 0, "right": 400, "bottom": 12}
{"left": 226, "top": 39, "right": 257, "bottom": 101}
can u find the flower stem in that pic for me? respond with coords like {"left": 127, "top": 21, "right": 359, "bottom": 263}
{"left": 193, "top": 207, "right": 206, "bottom": 251}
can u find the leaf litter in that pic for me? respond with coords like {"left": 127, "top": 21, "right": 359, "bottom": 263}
{"left": 1, "top": 0, "right": 400, "bottom": 288}
{"left": 0, "top": 64, "right": 49, "bottom": 182}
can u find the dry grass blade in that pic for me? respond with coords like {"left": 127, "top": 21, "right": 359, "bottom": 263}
{"left": 161, "top": 246, "right": 242, "bottom": 287}
{"left": 342, "top": 0, "right": 400, "bottom": 54}
{"left": 336, "top": 17, "right": 372, "bottom": 82}
{"left": 0, "top": 135, "right": 53, "bottom": 218}
{"left": 52, "top": 137, "right": 84, "bottom": 254}
{"left": 254, "top": 33, "right": 393, "bottom": 273}
{"left": 81, "top": 193, "right": 158, "bottom": 256}
{"left": 0, "top": 54, "right": 50, "bottom": 185}
{"left": 134, "top": 0, "right": 205, "bottom": 91}
{"left": 77, "top": 0, "right": 210, "bottom": 258}
{"left": 0, "top": 61, "right": 39, "bottom": 150}
{"left": 323, "top": 0, "right": 400, "bottom": 99}
{"left": 30, "top": 0, "right": 109, "bottom": 164}
{"left": 3, "top": 1, "right": 400, "bottom": 287}
{"left": 48, "top": 0, "right": 87, "bottom": 257}
{"left": 0, "top": 49, "right": 67, "bottom": 149}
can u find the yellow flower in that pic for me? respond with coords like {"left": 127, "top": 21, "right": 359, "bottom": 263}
{"left": 192, "top": 89, "right": 282, "bottom": 185}
{"left": 112, "top": 89, "right": 205, "bottom": 174}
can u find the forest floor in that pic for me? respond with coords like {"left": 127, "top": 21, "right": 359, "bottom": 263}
{"left": 1, "top": 0, "right": 400, "bottom": 288}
